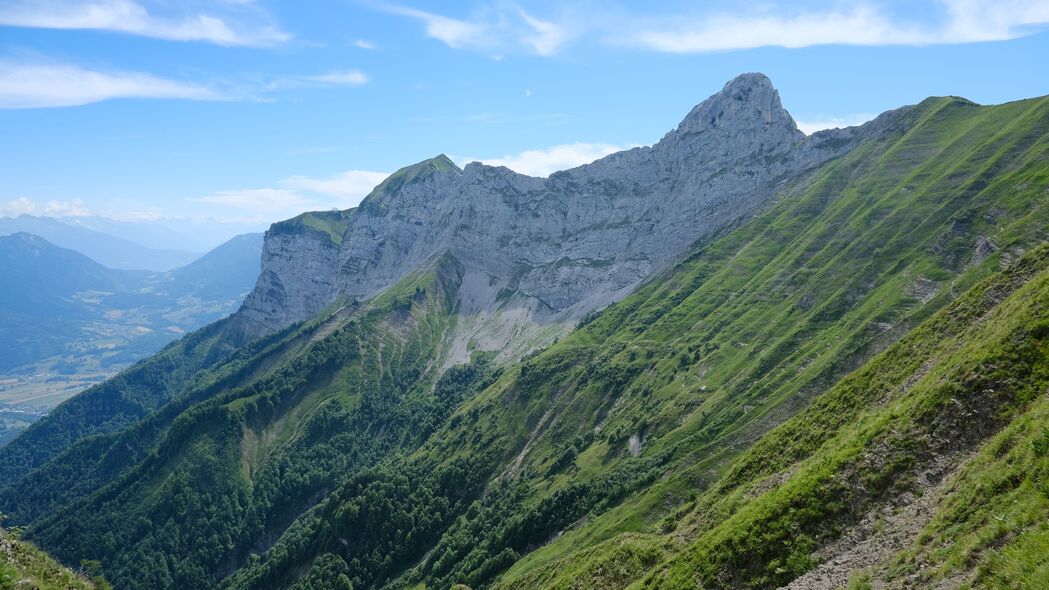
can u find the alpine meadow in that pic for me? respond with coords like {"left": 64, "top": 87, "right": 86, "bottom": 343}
{"left": 1, "top": 2, "right": 1048, "bottom": 589}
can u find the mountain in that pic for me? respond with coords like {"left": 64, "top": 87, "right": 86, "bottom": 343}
{"left": 0, "top": 232, "right": 148, "bottom": 370}
{"left": 0, "top": 232, "right": 141, "bottom": 316}
{"left": 0, "top": 215, "right": 198, "bottom": 271}
{"left": 0, "top": 232, "right": 262, "bottom": 424}
{"left": 1, "top": 74, "right": 1047, "bottom": 590}
{"left": 160, "top": 233, "right": 265, "bottom": 300}
{"left": 241, "top": 74, "right": 891, "bottom": 354}
{"left": 56, "top": 215, "right": 265, "bottom": 254}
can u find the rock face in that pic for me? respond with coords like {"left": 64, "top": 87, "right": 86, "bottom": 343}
{"left": 241, "top": 211, "right": 350, "bottom": 332}
{"left": 239, "top": 73, "right": 904, "bottom": 355}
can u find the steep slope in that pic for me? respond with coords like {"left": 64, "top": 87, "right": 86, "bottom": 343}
{"left": 222, "top": 93, "right": 1049, "bottom": 590}
{"left": 1, "top": 79, "right": 1047, "bottom": 590}
{"left": 26, "top": 255, "right": 473, "bottom": 589}
{"left": 504, "top": 243, "right": 1049, "bottom": 590}
{"left": 0, "top": 214, "right": 197, "bottom": 271}
{"left": 0, "top": 528, "right": 105, "bottom": 589}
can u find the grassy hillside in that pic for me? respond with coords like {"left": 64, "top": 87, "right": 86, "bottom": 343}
{"left": 2, "top": 93, "right": 1047, "bottom": 589}
{"left": 219, "top": 94, "right": 1049, "bottom": 589}
{"left": 0, "top": 528, "right": 105, "bottom": 590}
{"left": 498, "top": 243, "right": 1049, "bottom": 590}
{"left": 646, "top": 242, "right": 1049, "bottom": 588}
{"left": 22, "top": 255, "right": 473, "bottom": 589}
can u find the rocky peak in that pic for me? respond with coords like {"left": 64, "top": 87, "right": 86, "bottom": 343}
{"left": 386, "top": 153, "right": 460, "bottom": 181}
{"left": 239, "top": 73, "right": 885, "bottom": 353}
{"left": 362, "top": 154, "right": 461, "bottom": 207}
{"left": 674, "top": 72, "right": 801, "bottom": 137}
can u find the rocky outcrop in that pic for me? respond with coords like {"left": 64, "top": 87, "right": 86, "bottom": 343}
{"left": 239, "top": 73, "right": 909, "bottom": 356}
{"left": 239, "top": 211, "right": 351, "bottom": 332}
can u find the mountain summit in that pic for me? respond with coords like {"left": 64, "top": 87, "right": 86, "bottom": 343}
{"left": 676, "top": 72, "right": 801, "bottom": 136}
{"left": 239, "top": 74, "right": 889, "bottom": 364}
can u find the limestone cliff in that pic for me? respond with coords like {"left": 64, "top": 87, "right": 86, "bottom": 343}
{"left": 239, "top": 73, "right": 907, "bottom": 360}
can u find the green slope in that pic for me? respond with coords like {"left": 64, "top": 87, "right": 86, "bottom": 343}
{"left": 499, "top": 243, "right": 1049, "bottom": 590}
{"left": 0, "top": 528, "right": 105, "bottom": 590}
{"left": 652, "top": 242, "right": 1049, "bottom": 587}
{"left": 480, "top": 93, "right": 1049, "bottom": 588}
{"left": 21, "top": 255, "right": 474, "bottom": 589}
{"left": 219, "top": 94, "right": 1049, "bottom": 589}
{"left": 1, "top": 92, "right": 1047, "bottom": 590}
{"left": 0, "top": 315, "right": 261, "bottom": 487}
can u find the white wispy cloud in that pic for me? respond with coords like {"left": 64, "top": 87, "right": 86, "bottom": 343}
{"left": 282, "top": 170, "right": 390, "bottom": 203}
{"left": 0, "top": 61, "right": 220, "bottom": 108}
{"left": 381, "top": 2, "right": 571, "bottom": 56}
{"left": 189, "top": 169, "right": 391, "bottom": 218}
{"left": 795, "top": 114, "right": 877, "bottom": 135}
{"left": 0, "top": 197, "right": 92, "bottom": 217}
{"left": 0, "top": 58, "right": 370, "bottom": 109}
{"left": 627, "top": 0, "right": 1049, "bottom": 53}
{"left": 0, "top": 0, "right": 290, "bottom": 47}
{"left": 383, "top": 5, "right": 487, "bottom": 48}
{"left": 301, "top": 70, "right": 369, "bottom": 86}
{"left": 460, "top": 142, "right": 636, "bottom": 177}
{"left": 514, "top": 6, "right": 570, "bottom": 56}
{"left": 263, "top": 69, "right": 371, "bottom": 91}
{"left": 354, "top": 39, "right": 378, "bottom": 49}
{"left": 190, "top": 188, "right": 315, "bottom": 213}
{"left": 379, "top": 0, "right": 1049, "bottom": 56}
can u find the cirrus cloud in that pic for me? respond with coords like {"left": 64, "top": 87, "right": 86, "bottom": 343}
{"left": 188, "top": 169, "right": 391, "bottom": 220}
{"left": 626, "top": 0, "right": 1049, "bottom": 53}
{"left": 302, "top": 70, "right": 369, "bottom": 86}
{"left": 0, "top": 59, "right": 372, "bottom": 108}
{"left": 460, "top": 142, "right": 638, "bottom": 177}
{"left": 0, "top": 0, "right": 290, "bottom": 47}
{"left": 0, "top": 61, "right": 221, "bottom": 109}
{"left": 795, "top": 114, "right": 877, "bottom": 135}
{"left": 380, "top": 2, "right": 571, "bottom": 57}
{"left": 377, "top": 1, "right": 1049, "bottom": 57}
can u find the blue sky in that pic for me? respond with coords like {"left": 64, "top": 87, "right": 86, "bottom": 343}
{"left": 1, "top": 0, "right": 1048, "bottom": 239}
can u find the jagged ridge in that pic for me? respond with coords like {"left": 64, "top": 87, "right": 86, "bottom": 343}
{"left": 238, "top": 73, "right": 896, "bottom": 364}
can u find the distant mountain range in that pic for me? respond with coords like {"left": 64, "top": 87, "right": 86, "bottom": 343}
{"left": 0, "top": 231, "right": 262, "bottom": 424}
{"left": 0, "top": 215, "right": 200, "bottom": 271}
{"left": 54, "top": 214, "right": 267, "bottom": 254}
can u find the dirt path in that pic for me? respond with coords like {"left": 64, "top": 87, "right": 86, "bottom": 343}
{"left": 781, "top": 451, "right": 975, "bottom": 590}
